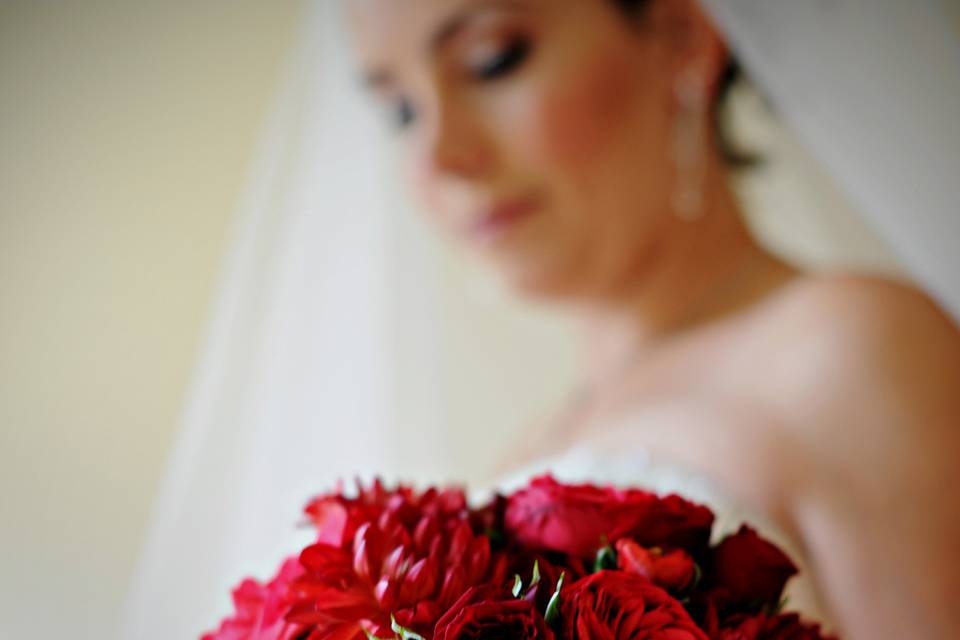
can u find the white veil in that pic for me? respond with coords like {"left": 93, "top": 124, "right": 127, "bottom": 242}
{"left": 701, "top": 0, "right": 960, "bottom": 321}
{"left": 120, "top": 2, "right": 575, "bottom": 636}
{"left": 120, "top": 1, "right": 960, "bottom": 638}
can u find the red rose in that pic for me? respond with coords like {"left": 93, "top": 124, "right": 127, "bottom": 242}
{"left": 719, "top": 612, "right": 836, "bottom": 640}
{"left": 202, "top": 557, "right": 305, "bottom": 640}
{"left": 434, "top": 584, "right": 555, "bottom": 640}
{"left": 709, "top": 526, "right": 797, "bottom": 607}
{"left": 616, "top": 538, "right": 697, "bottom": 591}
{"left": 505, "top": 475, "right": 714, "bottom": 558}
{"left": 560, "top": 571, "right": 709, "bottom": 639}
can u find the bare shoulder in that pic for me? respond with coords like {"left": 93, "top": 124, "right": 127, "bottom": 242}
{"left": 741, "top": 273, "right": 960, "bottom": 637}
{"left": 746, "top": 272, "right": 960, "bottom": 432}
{"left": 706, "top": 270, "right": 960, "bottom": 526}
{"left": 773, "top": 271, "right": 958, "bottom": 345}
{"left": 732, "top": 271, "right": 960, "bottom": 489}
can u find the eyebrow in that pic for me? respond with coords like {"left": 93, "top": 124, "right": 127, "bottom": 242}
{"left": 363, "top": 0, "right": 526, "bottom": 91}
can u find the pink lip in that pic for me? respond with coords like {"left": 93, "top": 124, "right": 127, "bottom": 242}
{"left": 468, "top": 197, "right": 540, "bottom": 243}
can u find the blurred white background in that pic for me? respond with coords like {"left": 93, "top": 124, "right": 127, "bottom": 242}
{"left": 0, "top": 1, "right": 301, "bottom": 637}
{"left": 0, "top": 1, "right": 905, "bottom": 639}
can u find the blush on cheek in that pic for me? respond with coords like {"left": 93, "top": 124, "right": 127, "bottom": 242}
{"left": 531, "top": 46, "right": 640, "bottom": 169}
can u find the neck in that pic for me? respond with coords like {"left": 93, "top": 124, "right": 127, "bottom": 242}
{"left": 575, "top": 175, "right": 798, "bottom": 390}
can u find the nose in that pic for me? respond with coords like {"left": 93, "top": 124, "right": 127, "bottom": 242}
{"left": 416, "top": 95, "right": 494, "bottom": 183}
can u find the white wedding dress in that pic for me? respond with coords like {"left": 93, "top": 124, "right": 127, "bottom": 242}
{"left": 492, "top": 443, "right": 833, "bottom": 630}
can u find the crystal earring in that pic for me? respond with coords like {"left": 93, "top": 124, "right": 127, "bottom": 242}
{"left": 670, "top": 72, "right": 708, "bottom": 221}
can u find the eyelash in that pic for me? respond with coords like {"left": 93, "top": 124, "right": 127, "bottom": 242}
{"left": 471, "top": 37, "right": 532, "bottom": 81}
{"left": 390, "top": 37, "right": 533, "bottom": 131}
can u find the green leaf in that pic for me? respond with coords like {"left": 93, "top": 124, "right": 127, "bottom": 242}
{"left": 519, "top": 560, "right": 542, "bottom": 599}
{"left": 529, "top": 560, "right": 541, "bottom": 590}
{"left": 593, "top": 544, "right": 617, "bottom": 572}
{"left": 391, "top": 615, "right": 426, "bottom": 640}
{"left": 691, "top": 562, "right": 703, "bottom": 589}
{"left": 544, "top": 571, "right": 565, "bottom": 626}
{"left": 484, "top": 527, "right": 505, "bottom": 547}
{"left": 765, "top": 596, "right": 789, "bottom": 616}
{"left": 512, "top": 574, "right": 523, "bottom": 597}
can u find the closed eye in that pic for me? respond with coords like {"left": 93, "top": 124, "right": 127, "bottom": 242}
{"left": 470, "top": 37, "right": 532, "bottom": 81}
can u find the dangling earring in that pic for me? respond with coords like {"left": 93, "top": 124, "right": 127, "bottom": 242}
{"left": 670, "top": 71, "right": 708, "bottom": 221}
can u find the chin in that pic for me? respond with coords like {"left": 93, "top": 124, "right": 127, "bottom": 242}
{"left": 491, "top": 255, "right": 587, "bottom": 302}
{"left": 467, "top": 220, "right": 593, "bottom": 301}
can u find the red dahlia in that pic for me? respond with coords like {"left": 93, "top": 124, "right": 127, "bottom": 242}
{"left": 287, "top": 481, "right": 508, "bottom": 639}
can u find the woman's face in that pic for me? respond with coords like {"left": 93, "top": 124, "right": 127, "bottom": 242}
{"left": 350, "top": 0, "right": 715, "bottom": 298}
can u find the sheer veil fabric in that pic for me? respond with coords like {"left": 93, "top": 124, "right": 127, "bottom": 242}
{"left": 120, "top": 1, "right": 960, "bottom": 638}
{"left": 701, "top": 0, "right": 960, "bottom": 320}
{"left": 120, "top": 3, "right": 575, "bottom": 636}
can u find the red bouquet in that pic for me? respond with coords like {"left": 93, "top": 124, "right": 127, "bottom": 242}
{"left": 203, "top": 476, "right": 834, "bottom": 639}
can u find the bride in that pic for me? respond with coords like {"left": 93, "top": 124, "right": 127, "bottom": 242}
{"left": 347, "top": 0, "right": 960, "bottom": 638}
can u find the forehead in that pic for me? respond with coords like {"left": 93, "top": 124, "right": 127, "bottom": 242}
{"left": 348, "top": 0, "right": 457, "bottom": 38}
{"left": 348, "top": 0, "right": 540, "bottom": 68}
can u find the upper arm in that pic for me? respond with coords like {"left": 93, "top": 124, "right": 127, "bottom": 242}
{"left": 772, "top": 275, "right": 960, "bottom": 639}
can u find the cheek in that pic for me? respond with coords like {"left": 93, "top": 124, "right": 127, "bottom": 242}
{"left": 500, "top": 45, "right": 670, "bottom": 283}
{"left": 523, "top": 47, "right": 645, "bottom": 181}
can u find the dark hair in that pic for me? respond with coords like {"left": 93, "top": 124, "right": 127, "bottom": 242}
{"left": 613, "top": 0, "right": 756, "bottom": 167}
